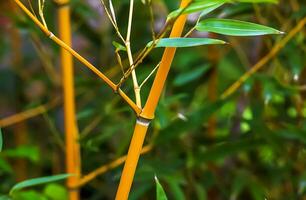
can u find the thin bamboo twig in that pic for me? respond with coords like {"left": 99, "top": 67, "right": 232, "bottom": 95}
{"left": 126, "top": 0, "right": 141, "bottom": 107}
{"left": 56, "top": 1, "right": 81, "bottom": 199}
{"left": 139, "top": 62, "right": 160, "bottom": 89}
{"left": 0, "top": 98, "right": 60, "bottom": 128}
{"left": 221, "top": 16, "right": 306, "bottom": 99}
{"left": 115, "top": 1, "right": 191, "bottom": 199}
{"left": 115, "top": 3, "right": 193, "bottom": 88}
{"left": 99, "top": 0, "right": 125, "bottom": 43}
{"left": 12, "top": 0, "right": 141, "bottom": 115}
{"left": 38, "top": 0, "right": 48, "bottom": 28}
{"left": 70, "top": 144, "right": 153, "bottom": 189}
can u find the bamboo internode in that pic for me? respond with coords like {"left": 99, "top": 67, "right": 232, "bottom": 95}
{"left": 57, "top": 2, "right": 80, "bottom": 200}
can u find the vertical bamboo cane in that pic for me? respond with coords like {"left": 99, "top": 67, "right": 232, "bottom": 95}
{"left": 115, "top": 1, "right": 191, "bottom": 199}
{"left": 56, "top": 1, "right": 81, "bottom": 199}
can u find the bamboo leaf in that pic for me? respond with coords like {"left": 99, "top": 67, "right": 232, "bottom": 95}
{"left": 196, "top": 18, "right": 284, "bottom": 36}
{"left": 10, "top": 174, "right": 72, "bottom": 195}
{"left": 167, "top": 1, "right": 227, "bottom": 20}
{"left": 112, "top": 41, "right": 127, "bottom": 51}
{"left": 155, "top": 176, "right": 168, "bottom": 200}
{"left": 173, "top": 64, "right": 211, "bottom": 86}
{"left": 148, "top": 38, "right": 226, "bottom": 48}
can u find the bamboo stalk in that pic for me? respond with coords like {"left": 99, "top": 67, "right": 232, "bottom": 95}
{"left": 115, "top": 119, "right": 150, "bottom": 200}
{"left": 115, "top": 1, "right": 191, "bottom": 199}
{"left": 141, "top": 0, "right": 191, "bottom": 119}
{"left": 56, "top": 1, "right": 80, "bottom": 199}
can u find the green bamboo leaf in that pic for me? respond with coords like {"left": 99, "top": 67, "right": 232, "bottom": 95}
{"left": 0, "top": 129, "right": 2, "bottom": 152}
{"left": 167, "top": 0, "right": 227, "bottom": 20}
{"left": 174, "top": 64, "right": 211, "bottom": 86}
{"left": 155, "top": 176, "right": 168, "bottom": 200}
{"left": 196, "top": 18, "right": 284, "bottom": 36}
{"left": 148, "top": 38, "right": 226, "bottom": 48}
{"left": 112, "top": 41, "right": 126, "bottom": 51}
{"left": 10, "top": 174, "right": 72, "bottom": 195}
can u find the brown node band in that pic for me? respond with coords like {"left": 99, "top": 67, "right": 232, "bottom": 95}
{"left": 53, "top": 0, "right": 70, "bottom": 8}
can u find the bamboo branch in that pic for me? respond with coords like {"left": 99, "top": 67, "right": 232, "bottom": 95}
{"left": 70, "top": 144, "right": 153, "bottom": 189}
{"left": 126, "top": 0, "right": 141, "bottom": 107}
{"left": 221, "top": 16, "right": 306, "bottom": 99}
{"left": 0, "top": 98, "right": 60, "bottom": 128}
{"left": 12, "top": 0, "right": 141, "bottom": 115}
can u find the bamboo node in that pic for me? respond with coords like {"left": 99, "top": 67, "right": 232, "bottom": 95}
{"left": 49, "top": 32, "right": 55, "bottom": 39}
{"left": 136, "top": 117, "right": 151, "bottom": 127}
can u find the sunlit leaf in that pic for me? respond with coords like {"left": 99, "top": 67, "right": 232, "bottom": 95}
{"left": 196, "top": 18, "right": 284, "bottom": 36}
{"left": 112, "top": 41, "right": 127, "bottom": 51}
{"left": 155, "top": 176, "right": 168, "bottom": 200}
{"left": 167, "top": 1, "right": 227, "bottom": 20}
{"left": 3, "top": 145, "right": 39, "bottom": 162}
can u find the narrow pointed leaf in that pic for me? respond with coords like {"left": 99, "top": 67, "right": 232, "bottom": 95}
{"left": 196, "top": 18, "right": 284, "bottom": 36}
{"left": 167, "top": 0, "right": 227, "bottom": 20}
{"left": 148, "top": 38, "right": 226, "bottom": 48}
{"left": 155, "top": 176, "right": 168, "bottom": 200}
{"left": 10, "top": 174, "right": 72, "bottom": 195}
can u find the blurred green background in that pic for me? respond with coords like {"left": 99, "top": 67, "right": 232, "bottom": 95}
{"left": 0, "top": 0, "right": 305, "bottom": 199}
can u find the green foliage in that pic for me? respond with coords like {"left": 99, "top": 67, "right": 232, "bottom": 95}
{"left": 149, "top": 38, "right": 226, "bottom": 48}
{"left": 155, "top": 176, "right": 168, "bottom": 200}
{"left": 10, "top": 174, "right": 71, "bottom": 195}
{"left": 43, "top": 184, "right": 68, "bottom": 200}
{"left": 2, "top": 146, "right": 39, "bottom": 163}
{"left": 0, "top": 0, "right": 305, "bottom": 199}
{"left": 196, "top": 18, "right": 283, "bottom": 36}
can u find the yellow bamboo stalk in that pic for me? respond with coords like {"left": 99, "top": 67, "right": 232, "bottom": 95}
{"left": 115, "top": 120, "right": 150, "bottom": 200}
{"left": 56, "top": 1, "right": 80, "bottom": 199}
{"left": 115, "top": 1, "right": 191, "bottom": 199}
{"left": 141, "top": 0, "right": 191, "bottom": 120}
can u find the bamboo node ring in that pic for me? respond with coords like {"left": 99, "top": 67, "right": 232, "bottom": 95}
{"left": 49, "top": 32, "right": 55, "bottom": 39}
{"left": 136, "top": 117, "right": 151, "bottom": 127}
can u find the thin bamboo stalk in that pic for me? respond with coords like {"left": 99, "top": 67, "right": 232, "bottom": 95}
{"left": 115, "top": 1, "right": 191, "bottom": 199}
{"left": 56, "top": 1, "right": 80, "bottom": 199}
